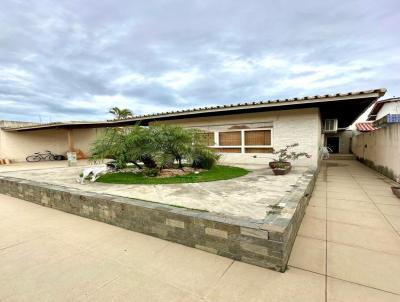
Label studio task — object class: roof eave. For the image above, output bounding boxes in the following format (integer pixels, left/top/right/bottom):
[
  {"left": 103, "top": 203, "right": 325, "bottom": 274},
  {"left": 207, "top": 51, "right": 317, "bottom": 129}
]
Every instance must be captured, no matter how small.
[{"left": 110, "top": 90, "right": 385, "bottom": 123}]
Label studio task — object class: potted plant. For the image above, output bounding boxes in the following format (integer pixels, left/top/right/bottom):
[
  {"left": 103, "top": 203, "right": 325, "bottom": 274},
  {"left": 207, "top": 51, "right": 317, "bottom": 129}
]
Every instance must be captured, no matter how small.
[
  {"left": 272, "top": 161, "right": 292, "bottom": 175},
  {"left": 392, "top": 186, "right": 400, "bottom": 199},
  {"left": 269, "top": 143, "right": 311, "bottom": 175}
]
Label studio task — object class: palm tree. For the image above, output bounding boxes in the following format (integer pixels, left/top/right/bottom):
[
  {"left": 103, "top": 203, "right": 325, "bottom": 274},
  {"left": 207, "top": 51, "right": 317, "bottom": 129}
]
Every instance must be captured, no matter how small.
[{"left": 109, "top": 107, "right": 134, "bottom": 120}]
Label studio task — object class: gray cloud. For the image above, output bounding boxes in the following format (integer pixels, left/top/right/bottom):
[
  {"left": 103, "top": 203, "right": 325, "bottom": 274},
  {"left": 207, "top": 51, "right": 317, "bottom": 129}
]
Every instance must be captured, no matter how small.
[{"left": 0, "top": 0, "right": 399, "bottom": 122}]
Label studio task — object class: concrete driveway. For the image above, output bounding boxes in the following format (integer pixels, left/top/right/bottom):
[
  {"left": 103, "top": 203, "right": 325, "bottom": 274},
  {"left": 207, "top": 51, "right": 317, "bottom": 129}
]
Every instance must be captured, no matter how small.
[{"left": 0, "top": 160, "right": 399, "bottom": 301}]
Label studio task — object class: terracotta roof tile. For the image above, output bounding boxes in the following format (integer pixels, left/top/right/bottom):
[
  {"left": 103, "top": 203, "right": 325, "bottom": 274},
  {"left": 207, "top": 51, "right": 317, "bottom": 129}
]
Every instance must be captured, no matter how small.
[{"left": 356, "top": 122, "right": 376, "bottom": 132}]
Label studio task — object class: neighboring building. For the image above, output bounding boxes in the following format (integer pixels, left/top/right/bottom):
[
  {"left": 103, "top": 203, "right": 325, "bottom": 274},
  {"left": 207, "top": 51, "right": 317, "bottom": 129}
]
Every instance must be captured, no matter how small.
[
  {"left": 0, "top": 88, "right": 386, "bottom": 167},
  {"left": 352, "top": 97, "right": 400, "bottom": 182},
  {"left": 367, "top": 97, "right": 400, "bottom": 121}
]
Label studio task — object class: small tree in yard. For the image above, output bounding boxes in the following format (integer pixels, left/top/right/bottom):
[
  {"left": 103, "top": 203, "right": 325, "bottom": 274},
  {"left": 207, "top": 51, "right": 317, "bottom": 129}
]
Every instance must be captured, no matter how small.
[
  {"left": 151, "top": 124, "right": 196, "bottom": 168},
  {"left": 90, "top": 126, "right": 156, "bottom": 169}
]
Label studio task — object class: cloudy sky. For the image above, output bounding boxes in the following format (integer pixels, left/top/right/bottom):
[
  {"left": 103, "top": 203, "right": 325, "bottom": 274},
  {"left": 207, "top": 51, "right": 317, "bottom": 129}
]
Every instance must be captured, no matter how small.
[{"left": 0, "top": 0, "right": 399, "bottom": 122}]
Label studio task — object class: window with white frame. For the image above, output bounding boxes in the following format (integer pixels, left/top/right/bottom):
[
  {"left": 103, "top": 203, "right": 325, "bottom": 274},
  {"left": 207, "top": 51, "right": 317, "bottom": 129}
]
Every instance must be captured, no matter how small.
[{"left": 205, "top": 128, "right": 273, "bottom": 154}]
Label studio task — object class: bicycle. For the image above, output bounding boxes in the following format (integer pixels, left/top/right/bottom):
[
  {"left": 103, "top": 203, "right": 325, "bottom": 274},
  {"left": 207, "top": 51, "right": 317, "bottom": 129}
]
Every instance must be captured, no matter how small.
[{"left": 26, "top": 150, "right": 57, "bottom": 162}]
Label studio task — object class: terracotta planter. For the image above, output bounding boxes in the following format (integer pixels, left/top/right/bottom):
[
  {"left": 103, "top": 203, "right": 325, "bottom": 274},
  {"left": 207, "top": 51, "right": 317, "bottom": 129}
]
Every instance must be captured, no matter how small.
[
  {"left": 392, "top": 186, "right": 400, "bottom": 199},
  {"left": 269, "top": 161, "right": 291, "bottom": 169},
  {"left": 272, "top": 165, "right": 292, "bottom": 175}
]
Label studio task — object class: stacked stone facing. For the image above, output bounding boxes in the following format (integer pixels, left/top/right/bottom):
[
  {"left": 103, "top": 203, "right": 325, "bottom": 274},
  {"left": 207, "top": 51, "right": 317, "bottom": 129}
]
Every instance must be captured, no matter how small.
[{"left": 0, "top": 169, "right": 316, "bottom": 272}]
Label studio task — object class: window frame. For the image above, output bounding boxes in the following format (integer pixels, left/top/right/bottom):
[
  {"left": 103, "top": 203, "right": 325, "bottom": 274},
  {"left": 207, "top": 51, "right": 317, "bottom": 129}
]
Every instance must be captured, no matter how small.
[{"left": 209, "top": 128, "right": 273, "bottom": 154}]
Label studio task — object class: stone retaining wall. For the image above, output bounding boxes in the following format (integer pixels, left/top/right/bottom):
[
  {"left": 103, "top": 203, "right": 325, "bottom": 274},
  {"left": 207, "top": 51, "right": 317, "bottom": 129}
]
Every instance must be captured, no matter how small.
[{"left": 0, "top": 169, "right": 316, "bottom": 272}]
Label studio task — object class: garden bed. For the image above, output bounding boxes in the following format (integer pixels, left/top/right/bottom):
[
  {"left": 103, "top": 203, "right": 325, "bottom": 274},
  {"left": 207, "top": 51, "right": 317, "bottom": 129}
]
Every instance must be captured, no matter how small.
[{"left": 97, "top": 165, "right": 248, "bottom": 184}]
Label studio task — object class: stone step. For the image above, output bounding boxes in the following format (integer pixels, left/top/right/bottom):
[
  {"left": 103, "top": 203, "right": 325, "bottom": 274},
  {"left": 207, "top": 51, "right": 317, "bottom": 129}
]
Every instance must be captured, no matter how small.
[{"left": 325, "top": 154, "right": 356, "bottom": 160}]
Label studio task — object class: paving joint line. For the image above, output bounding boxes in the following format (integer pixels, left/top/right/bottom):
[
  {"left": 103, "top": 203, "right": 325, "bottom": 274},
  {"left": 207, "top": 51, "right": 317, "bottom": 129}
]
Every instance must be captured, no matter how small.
[{"left": 350, "top": 169, "right": 400, "bottom": 239}]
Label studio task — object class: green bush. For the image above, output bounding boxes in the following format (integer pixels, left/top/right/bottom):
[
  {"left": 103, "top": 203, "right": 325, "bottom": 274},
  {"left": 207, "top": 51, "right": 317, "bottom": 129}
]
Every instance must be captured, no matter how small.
[
  {"left": 192, "top": 148, "right": 220, "bottom": 170},
  {"left": 142, "top": 167, "right": 160, "bottom": 177}
]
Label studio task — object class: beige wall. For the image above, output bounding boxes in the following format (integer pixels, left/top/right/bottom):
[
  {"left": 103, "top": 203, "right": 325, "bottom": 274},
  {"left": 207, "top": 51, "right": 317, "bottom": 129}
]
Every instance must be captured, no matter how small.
[
  {"left": 1, "top": 108, "right": 322, "bottom": 167},
  {"left": 0, "top": 128, "right": 102, "bottom": 162},
  {"left": 352, "top": 123, "right": 400, "bottom": 182},
  {"left": 152, "top": 108, "right": 321, "bottom": 167}
]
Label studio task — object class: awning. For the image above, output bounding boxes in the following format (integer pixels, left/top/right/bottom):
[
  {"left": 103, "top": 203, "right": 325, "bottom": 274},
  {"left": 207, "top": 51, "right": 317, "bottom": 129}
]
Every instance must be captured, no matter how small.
[{"left": 355, "top": 122, "right": 376, "bottom": 132}]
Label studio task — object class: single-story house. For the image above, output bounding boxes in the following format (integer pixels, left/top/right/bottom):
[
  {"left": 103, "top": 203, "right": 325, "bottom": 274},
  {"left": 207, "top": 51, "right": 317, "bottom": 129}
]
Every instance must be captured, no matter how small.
[{"left": 0, "top": 88, "right": 386, "bottom": 167}]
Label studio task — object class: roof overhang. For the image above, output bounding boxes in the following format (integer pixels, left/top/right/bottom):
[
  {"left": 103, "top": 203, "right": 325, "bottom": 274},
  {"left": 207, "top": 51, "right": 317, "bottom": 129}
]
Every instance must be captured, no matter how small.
[{"left": 2, "top": 88, "right": 386, "bottom": 132}]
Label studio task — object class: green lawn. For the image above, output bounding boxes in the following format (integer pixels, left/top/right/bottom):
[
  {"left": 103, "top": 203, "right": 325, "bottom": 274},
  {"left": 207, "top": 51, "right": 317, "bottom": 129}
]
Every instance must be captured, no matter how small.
[{"left": 96, "top": 165, "right": 248, "bottom": 184}]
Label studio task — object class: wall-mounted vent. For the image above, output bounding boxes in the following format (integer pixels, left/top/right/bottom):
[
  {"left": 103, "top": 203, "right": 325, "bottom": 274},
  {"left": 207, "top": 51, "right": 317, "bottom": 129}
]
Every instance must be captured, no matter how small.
[{"left": 323, "top": 119, "right": 338, "bottom": 133}]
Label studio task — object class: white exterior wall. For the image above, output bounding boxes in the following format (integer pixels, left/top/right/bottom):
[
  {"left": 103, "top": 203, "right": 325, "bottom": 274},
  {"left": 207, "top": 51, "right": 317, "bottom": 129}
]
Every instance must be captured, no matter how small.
[
  {"left": 0, "top": 128, "right": 101, "bottom": 162},
  {"left": 352, "top": 123, "right": 400, "bottom": 182},
  {"left": 376, "top": 102, "right": 400, "bottom": 120},
  {"left": 153, "top": 108, "right": 321, "bottom": 167}
]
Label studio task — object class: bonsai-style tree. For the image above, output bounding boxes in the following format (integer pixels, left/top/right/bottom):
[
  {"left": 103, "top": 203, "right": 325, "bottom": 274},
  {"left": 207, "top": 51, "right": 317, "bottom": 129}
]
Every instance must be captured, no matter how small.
[
  {"left": 109, "top": 107, "right": 134, "bottom": 120},
  {"left": 271, "top": 143, "right": 311, "bottom": 163}
]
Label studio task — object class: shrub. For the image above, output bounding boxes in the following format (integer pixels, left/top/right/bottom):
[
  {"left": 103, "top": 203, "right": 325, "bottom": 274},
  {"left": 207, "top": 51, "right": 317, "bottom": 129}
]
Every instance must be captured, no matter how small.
[
  {"left": 142, "top": 167, "right": 160, "bottom": 177},
  {"left": 192, "top": 148, "right": 220, "bottom": 170}
]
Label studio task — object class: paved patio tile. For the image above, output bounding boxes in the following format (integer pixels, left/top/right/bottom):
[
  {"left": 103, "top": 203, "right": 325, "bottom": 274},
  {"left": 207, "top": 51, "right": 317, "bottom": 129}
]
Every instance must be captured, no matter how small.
[
  {"left": 385, "top": 214, "right": 400, "bottom": 232},
  {"left": 82, "top": 269, "right": 204, "bottom": 302},
  {"left": 47, "top": 216, "right": 131, "bottom": 250},
  {"left": 376, "top": 204, "right": 400, "bottom": 217},
  {"left": 0, "top": 223, "right": 49, "bottom": 250},
  {"left": 327, "top": 187, "right": 367, "bottom": 195},
  {"left": 0, "top": 237, "right": 82, "bottom": 282},
  {"left": 327, "top": 221, "right": 400, "bottom": 255},
  {"left": 359, "top": 183, "right": 393, "bottom": 189},
  {"left": 205, "top": 262, "right": 325, "bottom": 302},
  {"left": 144, "top": 243, "right": 233, "bottom": 297},
  {"left": 327, "top": 242, "right": 400, "bottom": 294},
  {"left": 309, "top": 199, "right": 326, "bottom": 208},
  {"left": 0, "top": 251, "right": 127, "bottom": 301},
  {"left": 305, "top": 205, "right": 326, "bottom": 220},
  {"left": 288, "top": 236, "right": 326, "bottom": 274},
  {"left": 326, "top": 208, "right": 392, "bottom": 230},
  {"left": 327, "top": 178, "right": 357, "bottom": 184},
  {"left": 311, "top": 191, "right": 326, "bottom": 199},
  {"left": 85, "top": 228, "right": 170, "bottom": 273},
  {"left": 327, "top": 198, "right": 378, "bottom": 213},
  {"left": 327, "top": 182, "right": 362, "bottom": 189},
  {"left": 313, "top": 184, "right": 327, "bottom": 191},
  {"left": 369, "top": 195, "right": 400, "bottom": 205},
  {"left": 327, "top": 191, "right": 370, "bottom": 201},
  {"left": 363, "top": 188, "right": 396, "bottom": 197},
  {"left": 327, "top": 277, "right": 400, "bottom": 302},
  {"left": 298, "top": 216, "right": 326, "bottom": 240}
]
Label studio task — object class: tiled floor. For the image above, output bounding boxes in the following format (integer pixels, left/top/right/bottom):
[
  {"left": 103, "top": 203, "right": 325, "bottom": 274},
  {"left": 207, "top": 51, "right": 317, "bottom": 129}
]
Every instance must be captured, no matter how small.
[
  {"left": 291, "top": 160, "right": 400, "bottom": 301},
  {"left": 1, "top": 160, "right": 400, "bottom": 301}
]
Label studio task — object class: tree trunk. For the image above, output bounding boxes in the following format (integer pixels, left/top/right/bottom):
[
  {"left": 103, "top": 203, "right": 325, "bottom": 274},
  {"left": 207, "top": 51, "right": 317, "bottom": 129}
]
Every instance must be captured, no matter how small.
[{"left": 131, "top": 161, "right": 143, "bottom": 169}]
